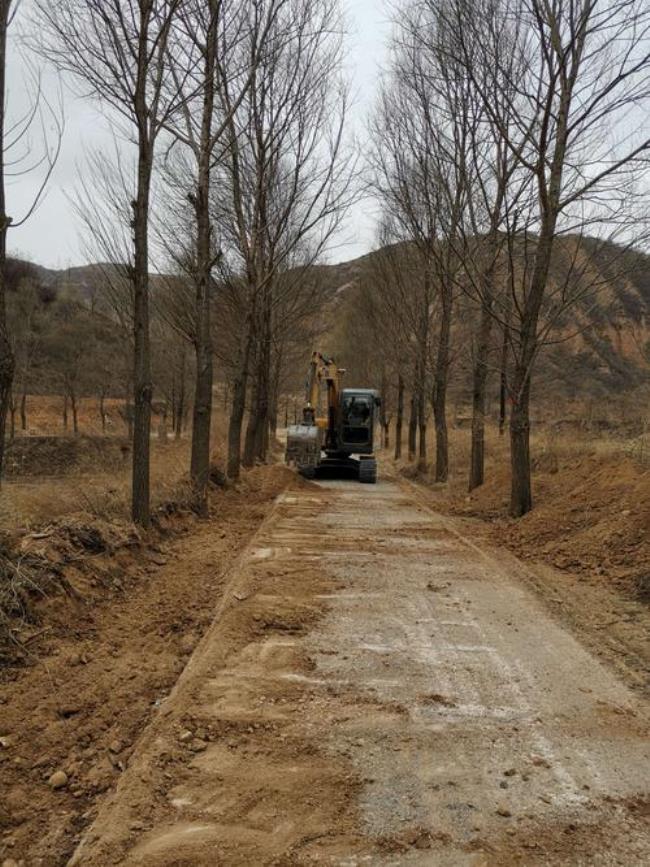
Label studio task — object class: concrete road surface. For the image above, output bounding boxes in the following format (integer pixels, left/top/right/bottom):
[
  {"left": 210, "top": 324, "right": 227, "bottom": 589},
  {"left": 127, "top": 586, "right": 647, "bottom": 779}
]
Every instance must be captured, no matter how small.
[{"left": 70, "top": 480, "right": 650, "bottom": 866}]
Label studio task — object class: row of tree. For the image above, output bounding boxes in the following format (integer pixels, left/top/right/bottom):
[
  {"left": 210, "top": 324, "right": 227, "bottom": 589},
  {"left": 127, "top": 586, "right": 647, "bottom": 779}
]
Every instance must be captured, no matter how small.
[
  {"left": 5, "top": 259, "right": 194, "bottom": 439},
  {"left": 2, "top": 0, "right": 650, "bottom": 524},
  {"left": 0, "top": 0, "right": 353, "bottom": 524},
  {"left": 360, "top": 0, "right": 650, "bottom": 516}
]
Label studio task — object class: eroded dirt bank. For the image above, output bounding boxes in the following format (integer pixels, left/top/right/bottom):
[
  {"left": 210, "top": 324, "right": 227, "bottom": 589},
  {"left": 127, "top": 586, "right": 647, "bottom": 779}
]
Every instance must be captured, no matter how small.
[
  {"left": 68, "top": 480, "right": 649, "bottom": 866},
  {"left": 0, "top": 466, "right": 294, "bottom": 866}
]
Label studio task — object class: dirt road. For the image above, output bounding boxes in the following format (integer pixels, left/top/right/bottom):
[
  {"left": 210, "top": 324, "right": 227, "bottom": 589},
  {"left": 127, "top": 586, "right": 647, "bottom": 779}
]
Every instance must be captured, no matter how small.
[{"left": 70, "top": 480, "right": 650, "bottom": 865}]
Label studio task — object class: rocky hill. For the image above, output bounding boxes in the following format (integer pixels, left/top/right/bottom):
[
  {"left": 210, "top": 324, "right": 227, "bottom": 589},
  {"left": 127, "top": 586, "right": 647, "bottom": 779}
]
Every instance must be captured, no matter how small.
[
  {"left": 315, "top": 237, "right": 650, "bottom": 413},
  {"left": 7, "top": 234, "right": 650, "bottom": 414}
]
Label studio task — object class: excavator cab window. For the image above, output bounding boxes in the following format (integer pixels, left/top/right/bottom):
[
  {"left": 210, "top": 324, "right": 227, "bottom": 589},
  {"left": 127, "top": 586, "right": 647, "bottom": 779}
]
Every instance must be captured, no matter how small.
[{"left": 341, "top": 395, "right": 372, "bottom": 445}]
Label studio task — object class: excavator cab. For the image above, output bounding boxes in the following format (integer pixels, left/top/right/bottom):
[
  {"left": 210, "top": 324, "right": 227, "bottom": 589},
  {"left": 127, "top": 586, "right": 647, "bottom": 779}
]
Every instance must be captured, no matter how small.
[{"left": 339, "top": 389, "right": 380, "bottom": 455}]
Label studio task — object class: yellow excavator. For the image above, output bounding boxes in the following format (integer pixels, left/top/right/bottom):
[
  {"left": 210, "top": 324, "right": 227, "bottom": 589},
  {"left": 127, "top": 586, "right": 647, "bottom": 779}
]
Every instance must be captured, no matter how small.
[{"left": 285, "top": 352, "right": 380, "bottom": 483}]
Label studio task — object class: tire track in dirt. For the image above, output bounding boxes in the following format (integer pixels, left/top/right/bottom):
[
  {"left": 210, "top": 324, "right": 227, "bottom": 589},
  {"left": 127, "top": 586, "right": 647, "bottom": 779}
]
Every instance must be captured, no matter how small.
[{"left": 69, "top": 480, "right": 650, "bottom": 866}]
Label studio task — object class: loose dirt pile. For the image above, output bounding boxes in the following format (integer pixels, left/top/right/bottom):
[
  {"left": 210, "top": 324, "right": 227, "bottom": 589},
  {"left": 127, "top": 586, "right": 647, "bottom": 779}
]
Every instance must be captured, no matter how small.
[
  {"left": 0, "top": 466, "right": 294, "bottom": 866},
  {"left": 439, "top": 455, "right": 649, "bottom": 600}
]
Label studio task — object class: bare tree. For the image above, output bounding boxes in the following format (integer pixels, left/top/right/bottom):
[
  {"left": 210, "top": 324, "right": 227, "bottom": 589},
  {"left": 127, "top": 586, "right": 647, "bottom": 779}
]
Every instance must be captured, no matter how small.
[
  {"left": 213, "top": 0, "right": 357, "bottom": 479},
  {"left": 445, "top": 0, "right": 650, "bottom": 515},
  {"left": 159, "top": 0, "right": 283, "bottom": 513},
  {"left": 0, "top": 0, "right": 62, "bottom": 485},
  {"left": 371, "top": 11, "right": 472, "bottom": 479},
  {"left": 36, "top": 0, "right": 185, "bottom": 526}
]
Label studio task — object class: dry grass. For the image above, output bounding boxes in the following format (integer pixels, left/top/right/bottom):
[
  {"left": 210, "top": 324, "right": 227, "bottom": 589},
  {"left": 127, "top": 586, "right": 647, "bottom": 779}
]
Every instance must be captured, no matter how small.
[
  {"left": 1, "top": 402, "right": 231, "bottom": 530},
  {"left": 396, "top": 418, "right": 648, "bottom": 496},
  {"left": 1, "top": 440, "right": 194, "bottom": 529}
]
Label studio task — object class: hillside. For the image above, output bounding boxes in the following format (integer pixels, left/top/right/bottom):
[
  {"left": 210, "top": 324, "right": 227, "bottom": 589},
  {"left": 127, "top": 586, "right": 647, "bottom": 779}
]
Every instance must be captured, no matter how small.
[
  {"left": 316, "top": 236, "right": 650, "bottom": 413},
  {"left": 7, "top": 232, "right": 650, "bottom": 414}
]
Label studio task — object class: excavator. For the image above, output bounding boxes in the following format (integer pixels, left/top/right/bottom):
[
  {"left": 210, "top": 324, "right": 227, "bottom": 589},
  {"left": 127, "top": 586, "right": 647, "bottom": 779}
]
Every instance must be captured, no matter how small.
[{"left": 285, "top": 352, "right": 380, "bottom": 484}]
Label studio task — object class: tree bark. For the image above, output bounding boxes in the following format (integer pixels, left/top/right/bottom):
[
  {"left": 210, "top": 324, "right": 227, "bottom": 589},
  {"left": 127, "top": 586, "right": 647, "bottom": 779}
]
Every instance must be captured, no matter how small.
[
  {"left": 509, "top": 372, "right": 532, "bottom": 517},
  {"left": 499, "top": 294, "right": 512, "bottom": 436},
  {"left": 131, "top": 170, "right": 153, "bottom": 526},
  {"left": 20, "top": 389, "right": 27, "bottom": 431},
  {"left": 189, "top": 9, "right": 218, "bottom": 518},
  {"left": 469, "top": 297, "right": 494, "bottom": 491},
  {"left": 417, "top": 371, "right": 427, "bottom": 468},
  {"left": 408, "top": 391, "right": 417, "bottom": 461},
  {"left": 433, "top": 280, "right": 453, "bottom": 483},
  {"left": 227, "top": 308, "right": 255, "bottom": 480},
  {"left": 0, "top": 2, "right": 14, "bottom": 488},
  {"left": 242, "top": 346, "right": 259, "bottom": 468},
  {"left": 509, "top": 220, "right": 556, "bottom": 516},
  {"left": 395, "top": 373, "right": 404, "bottom": 460},
  {"left": 175, "top": 353, "right": 186, "bottom": 441}
]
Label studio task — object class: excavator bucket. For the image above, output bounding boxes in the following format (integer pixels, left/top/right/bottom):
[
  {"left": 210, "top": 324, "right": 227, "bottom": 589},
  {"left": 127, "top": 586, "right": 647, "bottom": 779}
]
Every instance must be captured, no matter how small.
[{"left": 285, "top": 424, "right": 321, "bottom": 476}]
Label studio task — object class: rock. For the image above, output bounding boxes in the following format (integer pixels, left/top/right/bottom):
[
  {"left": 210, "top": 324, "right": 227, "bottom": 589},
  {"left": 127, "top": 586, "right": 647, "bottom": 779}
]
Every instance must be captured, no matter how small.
[
  {"left": 530, "top": 754, "right": 551, "bottom": 769},
  {"left": 499, "top": 781, "right": 509, "bottom": 789},
  {"left": 189, "top": 738, "right": 207, "bottom": 753},
  {"left": 496, "top": 804, "right": 512, "bottom": 817},
  {"left": 0, "top": 734, "right": 14, "bottom": 749},
  {"left": 48, "top": 770, "right": 69, "bottom": 790},
  {"left": 504, "top": 768, "right": 517, "bottom": 777},
  {"left": 2, "top": 859, "right": 20, "bottom": 867},
  {"left": 109, "top": 740, "right": 122, "bottom": 754},
  {"left": 178, "top": 730, "right": 193, "bottom": 743}
]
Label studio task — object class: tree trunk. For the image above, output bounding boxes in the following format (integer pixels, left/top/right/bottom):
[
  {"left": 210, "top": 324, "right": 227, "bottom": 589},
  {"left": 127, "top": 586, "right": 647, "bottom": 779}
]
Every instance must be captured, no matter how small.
[
  {"left": 20, "top": 389, "right": 27, "bottom": 431},
  {"left": 189, "top": 17, "right": 218, "bottom": 518},
  {"left": 469, "top": 297, "right": 494, "bottom": 491},
  {"left": 243, "top": 359, "right": 258, "bottom": 468},
  {"left": 252, "top": 295, "right": 272, "bottom": 462},
  {"left": 408, "top": 392, "right": 417, "bottom": 461},
  {"left": 379, "top": 368, "right": 389, "bottom": 450},
  {"left": 508, "top": 220, "right": 556, "bottom": 516},
  {"left": 227, "top": 310, "right": 255, "bottom": 480},
  {"left": 395, "top": 373, "right": 404, "bottom": 460},
  {"left": 417, "top": 374, "right": 427, "bottom": 468},
  {"left": 130, "top": 145, "right": 153, "bottom": 526},
  {"left": 63, "top": 394, "right": 69, "bottom": 431},
  {"left": 509, "top": 371, "right": 532, "bottom": 517},
  {"left": 175, "top": 357, "right": 185, "bottom": 441},
  {"left": 0, "top": 4, "right": 14, "bottom": 488},
  {"left": 499, "top": 294, "right": 512, "bottom": 436},
  {"left": 433, "top": 281, "right": 453, "bottom": 483},
  {"left": 71, "top": 391, "right": 79, "bottom": 435}
]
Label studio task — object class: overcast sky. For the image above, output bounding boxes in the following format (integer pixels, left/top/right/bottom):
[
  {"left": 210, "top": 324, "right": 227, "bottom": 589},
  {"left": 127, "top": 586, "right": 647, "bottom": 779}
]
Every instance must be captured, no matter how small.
[{"left": 6, "top": 0, "right": 391, "bottom": 271}]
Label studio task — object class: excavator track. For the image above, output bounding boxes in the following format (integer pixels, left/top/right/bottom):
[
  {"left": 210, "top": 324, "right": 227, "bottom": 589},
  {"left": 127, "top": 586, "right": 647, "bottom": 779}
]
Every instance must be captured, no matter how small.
[{"left": 358, "top": 457, "right": 377, "bottom": 484}]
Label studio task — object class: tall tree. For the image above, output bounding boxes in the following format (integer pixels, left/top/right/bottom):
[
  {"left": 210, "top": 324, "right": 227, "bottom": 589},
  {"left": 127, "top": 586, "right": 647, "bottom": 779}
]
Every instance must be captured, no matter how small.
[
  {"left": 36, "top": 0, "right": 184, "bottom": 526},
  {"left": 162, "top": 0, "right": 281, "bottom": 514},
  {"left": 447, "top": 0, "right": 650, "bottom": 515},
  {"left": 214, "top": 0, "right": 356, "bottom": 479},
  {"left": 0, "top": 0, "right": 62, "bottom": 486}
]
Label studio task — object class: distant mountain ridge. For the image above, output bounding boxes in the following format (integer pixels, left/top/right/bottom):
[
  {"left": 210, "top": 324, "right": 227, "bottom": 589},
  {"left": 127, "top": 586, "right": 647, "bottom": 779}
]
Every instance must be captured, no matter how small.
[{"left": 7, "top": 235, "right": 650, "bottom": 405}]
